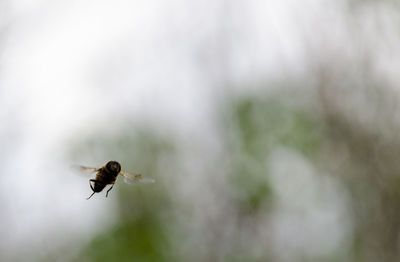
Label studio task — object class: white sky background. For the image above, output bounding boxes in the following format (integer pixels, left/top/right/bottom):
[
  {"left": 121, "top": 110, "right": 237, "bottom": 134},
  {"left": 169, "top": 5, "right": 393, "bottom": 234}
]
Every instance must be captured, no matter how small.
[{"left": 1, "top": 0, "right": 397, "bottom": 260}]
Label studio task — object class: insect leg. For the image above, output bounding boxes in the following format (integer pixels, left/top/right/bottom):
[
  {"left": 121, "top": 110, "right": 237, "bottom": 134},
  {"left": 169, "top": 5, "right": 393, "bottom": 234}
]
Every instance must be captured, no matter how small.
[
  {"left": 87, "top": 179, "right": 98, "bottom": 200},
  {"left": 86, "top": 191, "right": 95, "bottom": 200},
  {"left": 89, "top": 179, "right": 96, "bottom": 191},
  {"left": 106, "top": 184, "right": 114, "bottom": 197}
]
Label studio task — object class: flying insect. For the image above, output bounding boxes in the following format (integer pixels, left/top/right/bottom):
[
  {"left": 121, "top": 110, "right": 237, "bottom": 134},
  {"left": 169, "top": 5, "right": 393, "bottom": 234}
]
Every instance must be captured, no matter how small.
[{"left": 73, "top": 161, "right": 154, "bottom": 199}]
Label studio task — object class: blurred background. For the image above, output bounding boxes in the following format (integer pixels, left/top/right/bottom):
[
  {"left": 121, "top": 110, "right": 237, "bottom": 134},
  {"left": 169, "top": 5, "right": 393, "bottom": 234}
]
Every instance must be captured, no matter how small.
[{"left": 1, "top": 0, "right": 400, "bottom": 261}]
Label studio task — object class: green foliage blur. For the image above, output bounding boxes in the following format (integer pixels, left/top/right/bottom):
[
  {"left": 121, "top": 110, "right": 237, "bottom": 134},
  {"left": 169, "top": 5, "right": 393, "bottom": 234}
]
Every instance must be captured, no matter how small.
[
  {"left": 55, "top": 79, "right": 400, "bottom": 262},
  {"left": 62, "top": 92, "right": 332, "bottom": 262},
  {"left": 227, "top": 98, "right": 322, "bottom": 214}
]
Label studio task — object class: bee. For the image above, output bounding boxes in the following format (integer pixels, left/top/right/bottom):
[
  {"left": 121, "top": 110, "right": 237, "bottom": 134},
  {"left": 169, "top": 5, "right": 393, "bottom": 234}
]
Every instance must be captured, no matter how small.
[{"left": 73, "top": 161, "right": 155, "bottom": 199}]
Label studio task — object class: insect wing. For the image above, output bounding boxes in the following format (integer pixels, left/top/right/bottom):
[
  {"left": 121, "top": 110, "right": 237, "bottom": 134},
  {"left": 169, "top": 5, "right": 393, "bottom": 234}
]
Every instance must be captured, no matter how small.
[
  {"left": 120, "top": 171, "right": 155, "bottom": 184},
  {"left": 71, "top": 165, "right": 99, "bottom": 176}
]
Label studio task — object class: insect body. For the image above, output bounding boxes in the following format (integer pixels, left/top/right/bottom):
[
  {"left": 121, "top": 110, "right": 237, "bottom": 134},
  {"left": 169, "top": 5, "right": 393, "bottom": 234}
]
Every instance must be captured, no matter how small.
[{"left": 74, "top": 161, "right": 154, "bottom": 200}]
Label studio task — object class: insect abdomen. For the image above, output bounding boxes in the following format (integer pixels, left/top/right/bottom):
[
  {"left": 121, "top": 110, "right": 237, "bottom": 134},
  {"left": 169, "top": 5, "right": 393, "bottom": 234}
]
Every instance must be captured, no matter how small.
[{"left": 93, "top": 182, "right": 106, "bottom": 192}]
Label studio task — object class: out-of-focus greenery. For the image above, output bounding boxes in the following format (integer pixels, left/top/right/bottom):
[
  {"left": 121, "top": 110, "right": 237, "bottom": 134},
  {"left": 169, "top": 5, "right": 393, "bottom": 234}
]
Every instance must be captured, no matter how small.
[
  {"left": 64, "top": 94, "right": 330, "bottom": 262},
  {"left": 227, "top": 98, "right": 322, "bottom": 214},
  {"left": 63, "top": 81, "right": 400, "bottom": 262}
]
